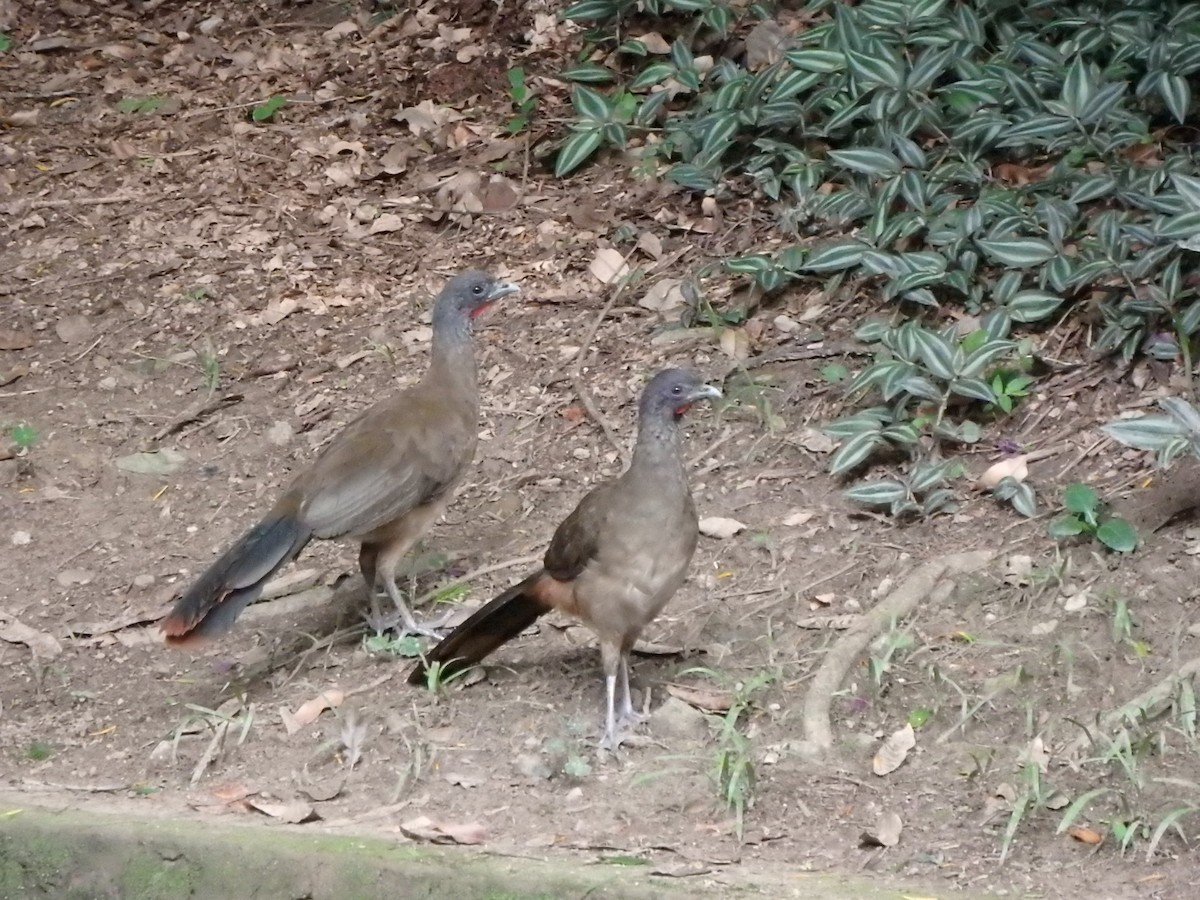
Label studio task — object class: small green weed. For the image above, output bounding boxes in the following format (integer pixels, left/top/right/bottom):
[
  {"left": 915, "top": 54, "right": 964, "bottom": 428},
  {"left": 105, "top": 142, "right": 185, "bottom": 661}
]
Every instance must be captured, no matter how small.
[
  {"left": 26, "top": 741, "right": 52, "bottom": 761},
  {"left": 1048, "top": 483, "right": 1137, "bottom": 552},
  {"left": 252, "top": 95, "right": 287, "bottom": 122},
  {"left": 505, "top": 67, "right": 537, "bottom": 134},
  {"left": 9, "top": 423, "right": 38, "bottom": 451}
]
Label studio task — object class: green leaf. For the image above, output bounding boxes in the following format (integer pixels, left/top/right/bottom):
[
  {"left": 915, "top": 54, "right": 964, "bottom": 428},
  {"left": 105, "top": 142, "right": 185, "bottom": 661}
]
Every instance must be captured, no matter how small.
[
  {"left": 1160, "top": 397, "right": 1200, "bottom": 435},
  {"left": 1096, "top": 518, "right": 1137, "bottom": 553},
  {"left": 1060, "top": 56, "right": 1094, "bottom": 118},
  {"left": 827, "top": 148, "right": 903, "bottom": 177},
  {"left": 562, "top": 0, "right": 620, "bottom": 21},
  {"left": 1063, "top": 483, "right": 1099, "bottom": 515},
  {"left": 554, "top": 129, "right": 603, "bottom": 177},
  {"left": 0, "top": 32, "right": 11, "bottom": 52},
  {"left": 911, "top": 329, "right": 957, "bottom": 380},
  {"left": 667, "top": 164, "right": 717, "bottom": 192},
  {"left": 1048, "top": 515, "right": 1087, "bottom": 538},
  {"left": 844, "top": 479, "right": 910, "bottom": 507},
  {"left": 1006, "top": 290, "right": 1064, "bottom": 323},
  {"left": 845, "top": 49, "right": 904, "bottom": 90},
  {"left": 829, "top": 430, "right": 883, "bottom": 476},
  {"left": 1158, "top": 73, "right": 1191, "bottom": 124},
  {"left": 571, "top": 85, "right": 611, "bottom": 122},
  {"left": 804, "top": 241, "right": 866, "bottom": 272},
  {"left": 1102, "top": 415, "right": 1187, "bottom": 452},
  {"left": 252, "top": 95, "right": 287, "bottom": 122},
  {"left": 996, "top": 477, "right": 1037, "bottom": 518},
  {"left": 949, "top": 376, "right": 996, "bottom": 403},
  {"left": 561, "top": 63, "right": 616, "bottom": 83},
  {"left": 784, "top": 49, "right": 847, "bottom": 73},
  {"left": 976, "top": 238, "right": 1057, "bottom": 267},
  {"left": 1172, "top": 174, "right": 1200, "bottom": 214},
  {"left": 629, "top": 62, "right": 676, "bottom": 91}
]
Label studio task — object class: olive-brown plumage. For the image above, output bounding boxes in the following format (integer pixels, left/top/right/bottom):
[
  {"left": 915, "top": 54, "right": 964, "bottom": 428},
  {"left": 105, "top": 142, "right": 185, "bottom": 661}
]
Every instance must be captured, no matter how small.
[
  {"left": 160, "top": 270, "right": 518, "bottom": 645},
  {"left": 407, "top": 368, "right": 720, "bottom": 749}
]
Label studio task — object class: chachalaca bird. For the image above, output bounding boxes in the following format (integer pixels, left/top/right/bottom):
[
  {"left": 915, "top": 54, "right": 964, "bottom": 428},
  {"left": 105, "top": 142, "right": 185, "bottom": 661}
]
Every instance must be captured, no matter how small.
[
  {"left": 160, "top": 269, "right": 519, "bottom": 646},
  {"left": 406, "top": 368, "right": 720, "bottom": 749}
]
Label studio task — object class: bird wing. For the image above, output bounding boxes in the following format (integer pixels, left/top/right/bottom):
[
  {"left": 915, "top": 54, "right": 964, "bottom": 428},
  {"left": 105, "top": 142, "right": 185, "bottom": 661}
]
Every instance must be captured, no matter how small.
[{"left": 291, "top": 391, "right": 476, "bottom": 539}]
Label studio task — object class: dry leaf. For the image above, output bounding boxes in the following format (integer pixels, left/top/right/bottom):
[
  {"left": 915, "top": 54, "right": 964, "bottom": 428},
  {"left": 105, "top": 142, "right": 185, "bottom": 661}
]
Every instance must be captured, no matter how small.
[
  {"left": 782, "top": 510, "right": 814, "bottom": 527},
  {"left": 55, "top": 314, "right": 93, "bottom": 344},
  {"left": 399, "top": 815, "right": 487, "bottom": 845},
  {"left": 717, "top": 326, "right": 750, "bottom": 360},
  {"left": 1067, "top": 825, "right": 1104, "bottom": 845},
  {"left": 0, "top": 329, "right": 34, "bottom": 350},
  {"left": 369, "top": 213, "right": 406, "bottom": 234},
  {"left": 699, "top": 516, "right": 746, "bottom": 539},
  {"left": 666, "top": 682, "right": 733, "bottom": 713},
  {"left": 589, "top": 248, "right": 629, "bottom": 285},
  {"left": 0, "top": 610, "right": 63, "bottom": 660},
  {"left": 280, "top": 688, "right": 344, "bottom": 735},
  {"left": 246, "top": 797, "right": 320, "bottom": 824},
  {"left": 859, "top": 811, "right": 903, "bottom": 848},
  {"left": 979, "top": 455, "right": 1028, "bottom": 489},
  {"left": 872, "top": 723, "right": 916, "bottom": 776},
  {"left": 638, "top": 278, "right": 686, "bottom": 314}
]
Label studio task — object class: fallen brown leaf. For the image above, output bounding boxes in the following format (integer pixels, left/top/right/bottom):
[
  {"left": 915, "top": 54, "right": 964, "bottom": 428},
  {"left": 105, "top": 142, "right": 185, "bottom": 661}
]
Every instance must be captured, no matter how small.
[{"left": 399, "top": 815, "right": 487, "bottom": 845}]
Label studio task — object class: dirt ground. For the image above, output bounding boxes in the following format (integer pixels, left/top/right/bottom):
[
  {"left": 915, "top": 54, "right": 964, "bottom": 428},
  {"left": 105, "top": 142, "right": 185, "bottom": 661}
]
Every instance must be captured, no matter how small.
[{"left": 3, "top": 2, "right": 1199, "bottom": 898}]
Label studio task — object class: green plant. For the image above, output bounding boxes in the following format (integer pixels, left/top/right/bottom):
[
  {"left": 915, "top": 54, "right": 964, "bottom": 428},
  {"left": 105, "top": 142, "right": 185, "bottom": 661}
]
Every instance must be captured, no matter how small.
[
  {"left": 0, "top": 32, "right": 12, "bottom": 52},
  {"left": 987, "top": 370, "right": 1034, "bottom": 414},
  {"left": 868, "top": 621, "right": 916, "bottom": 688},
  {"left": 196, "top": 342, "right": 220, "bottom": 396},
  {"left": 1047, "top": 483, "right": 1137, "bottom": 552},
  {"left": 505, "top": 67, "right": 538, "bottom": 134},
  {"left": 553, "top": 85, "right": 638, "bottom": 176},
  {"left": 362, "top": 632, "right": 423, "bottom": 657},
  {"left": 418, "top": 659, "right": 474, "bottom": 696},
  {"left": 26, "top": 741, "right": 52, "bottom": 761},
  {"left": 1104, "top": 396, "right": 1200, "bottom": 468},
  {"left": 252, "top": 95, "right": 287, "bottom": 122},
  {"left": 843, "top": 458, "right": 962, "bottom": 518},
  {"left": 116, "top": 96, "right": 165, "bottom": 114},
  {"left": 8, "top": 423, "right": 38, "bottom": 451}
]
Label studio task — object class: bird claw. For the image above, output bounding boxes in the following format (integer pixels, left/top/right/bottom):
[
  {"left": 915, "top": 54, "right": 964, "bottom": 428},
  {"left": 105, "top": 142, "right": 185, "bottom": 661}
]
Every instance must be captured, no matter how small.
[{"left": 360, "top": 609, "right": 446, "bottom": 640}]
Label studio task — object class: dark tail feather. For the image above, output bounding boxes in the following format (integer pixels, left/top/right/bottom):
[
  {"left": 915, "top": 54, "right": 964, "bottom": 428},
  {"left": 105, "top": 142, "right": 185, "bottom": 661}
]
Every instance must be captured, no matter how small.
[
  {"left": 161, "top": 514, "right": 311, "bottom": 646},
  {"left": 407, "top": 571, "right": 550, "bottom": 685}
]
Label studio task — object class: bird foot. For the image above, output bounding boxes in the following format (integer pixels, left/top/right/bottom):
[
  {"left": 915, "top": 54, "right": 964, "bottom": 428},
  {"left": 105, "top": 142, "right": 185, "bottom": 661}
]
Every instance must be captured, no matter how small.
[{"left": 360, "top": 609, "right": 446, "bottom": 640}]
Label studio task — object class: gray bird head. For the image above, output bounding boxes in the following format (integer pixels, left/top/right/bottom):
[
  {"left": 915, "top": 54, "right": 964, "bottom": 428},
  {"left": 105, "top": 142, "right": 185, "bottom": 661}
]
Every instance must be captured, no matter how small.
[
  {"left": 639, "top": 368, "right": 722, "bottom": 421},
  {"left": 435, "top": 269, "right": 520, "bottom": 324}
]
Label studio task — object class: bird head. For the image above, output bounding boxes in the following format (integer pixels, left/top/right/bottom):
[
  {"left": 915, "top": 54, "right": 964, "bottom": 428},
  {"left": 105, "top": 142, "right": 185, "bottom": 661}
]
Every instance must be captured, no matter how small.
[
  {"left": 436, "top": 269, "right": 520, "bottom": 323},
  {"left": 640, "top": 368, "right": 722, "bottom": 421}
]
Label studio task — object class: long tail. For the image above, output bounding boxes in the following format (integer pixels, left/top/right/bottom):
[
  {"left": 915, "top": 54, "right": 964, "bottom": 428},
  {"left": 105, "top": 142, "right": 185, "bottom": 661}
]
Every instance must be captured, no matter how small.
[
  {"left": 160, "top": 514, "right": 312, "bottom": 646},
  {"left": 406, "top": 571, "right": 550, "bottom": 685}
]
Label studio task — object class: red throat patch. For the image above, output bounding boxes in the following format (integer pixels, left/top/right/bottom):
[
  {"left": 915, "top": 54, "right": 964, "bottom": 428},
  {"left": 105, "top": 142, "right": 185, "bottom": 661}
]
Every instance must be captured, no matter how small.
[
  {"left": 673, "top": 402, "right": 692, "bottom": 417},
  {"left": 470, "top": 301, "right": 496, "bottom": 320}
]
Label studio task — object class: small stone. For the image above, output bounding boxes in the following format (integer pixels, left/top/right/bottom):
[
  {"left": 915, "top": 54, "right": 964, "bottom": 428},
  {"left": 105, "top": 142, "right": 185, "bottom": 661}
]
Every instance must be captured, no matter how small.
[
  {"left": 648, "top": 696, "right": 709, "bottom": 741},
  {"left": 267, "top": 420, "right": 294, "bottom": 446},
  {"left": 57, "top": 568, "right": 94, "bottom": 587},
  {"left": 571, "top": 447, "right": 591, "bottom": 460},
  {"left": 774, "top": 314, "right": 801, "bottom": 333},
  {"left": 514, "top": 752, "right": 552, "bottom": 781},
  {"left": 97, "top": 376, "right": 118, "bottom": 391},
  {"left": 11, "top": 530, "right": 31, "bottom": 545},
  {"left": 133, "top": 574, "right": 156, "bottom": 589}
]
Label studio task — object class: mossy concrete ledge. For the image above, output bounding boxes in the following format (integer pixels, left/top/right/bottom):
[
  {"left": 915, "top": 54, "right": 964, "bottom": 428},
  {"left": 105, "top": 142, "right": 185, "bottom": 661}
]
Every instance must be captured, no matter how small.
[{"left": 0, "top": 795, "right": 954, "bottom": 900}]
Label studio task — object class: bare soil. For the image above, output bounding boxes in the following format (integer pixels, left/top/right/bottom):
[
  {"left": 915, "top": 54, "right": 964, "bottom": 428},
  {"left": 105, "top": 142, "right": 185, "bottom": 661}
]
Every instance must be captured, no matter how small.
[{"left": 2, "top": 3, "right": 1198, "bottom": 898}]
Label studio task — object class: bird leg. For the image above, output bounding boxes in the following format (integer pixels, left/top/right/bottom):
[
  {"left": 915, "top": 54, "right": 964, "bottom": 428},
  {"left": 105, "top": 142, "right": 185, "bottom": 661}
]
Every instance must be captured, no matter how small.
[
  {"left": 599, "top": 641, "right": 629, "bottom": 751},
  {"left": 616, "top": 653, "right": 643, "bottom": 730},
  {"left": 378, "top": 576, "right": 445, "bottom": 639}
]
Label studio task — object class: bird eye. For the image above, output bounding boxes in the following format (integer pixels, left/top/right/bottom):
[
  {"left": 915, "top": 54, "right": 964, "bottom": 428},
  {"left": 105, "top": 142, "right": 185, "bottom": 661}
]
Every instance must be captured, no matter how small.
[
  {"left": 472, "top": 284, "right": 484, "bottom": 295},
  {"left": 672, "top": 384, "right": 683, "bottom": 394}
]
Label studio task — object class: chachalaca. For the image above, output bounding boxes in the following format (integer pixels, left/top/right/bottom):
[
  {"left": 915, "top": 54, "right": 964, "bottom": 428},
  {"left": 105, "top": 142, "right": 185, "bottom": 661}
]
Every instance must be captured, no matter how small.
[
  {"left": 406, "top": 368, "right": 720, "bottom": 749},
  {"left": 160, "top": 269, "right": 519, "bottom": 646}
]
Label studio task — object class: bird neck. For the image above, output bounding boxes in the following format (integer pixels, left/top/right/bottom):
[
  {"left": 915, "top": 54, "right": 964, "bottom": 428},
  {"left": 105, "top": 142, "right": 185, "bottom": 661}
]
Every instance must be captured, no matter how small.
[
  {"left": 428, "top": 309, "right": 477, "bottom": 396},
  {"left": 630, "top": 412, "right": 685, "bottom": 475}
]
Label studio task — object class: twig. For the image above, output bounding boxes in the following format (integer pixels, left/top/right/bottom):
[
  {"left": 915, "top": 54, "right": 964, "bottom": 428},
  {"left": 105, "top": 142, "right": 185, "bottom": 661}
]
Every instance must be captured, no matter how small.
[
  {"left": 190, "top": 720, "right": 230, "bottom": 787},
  {"left": 568, "top": 244, "right": 642, "bottom": 379},
  {"left": 412, "top": 552, "right": 542, "bottom": 606},
  {"left": 569, "top": 373, "right": 629, "bottom": 467},
  {"left": 1056, "top": 436, "right": 1109, "bottom": 480},
  {"left": 150, "top": 393, "right": 244, "bottom": 443},
  {"left": 14, "top": 195, "right": 137, "bottom": 211}
]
